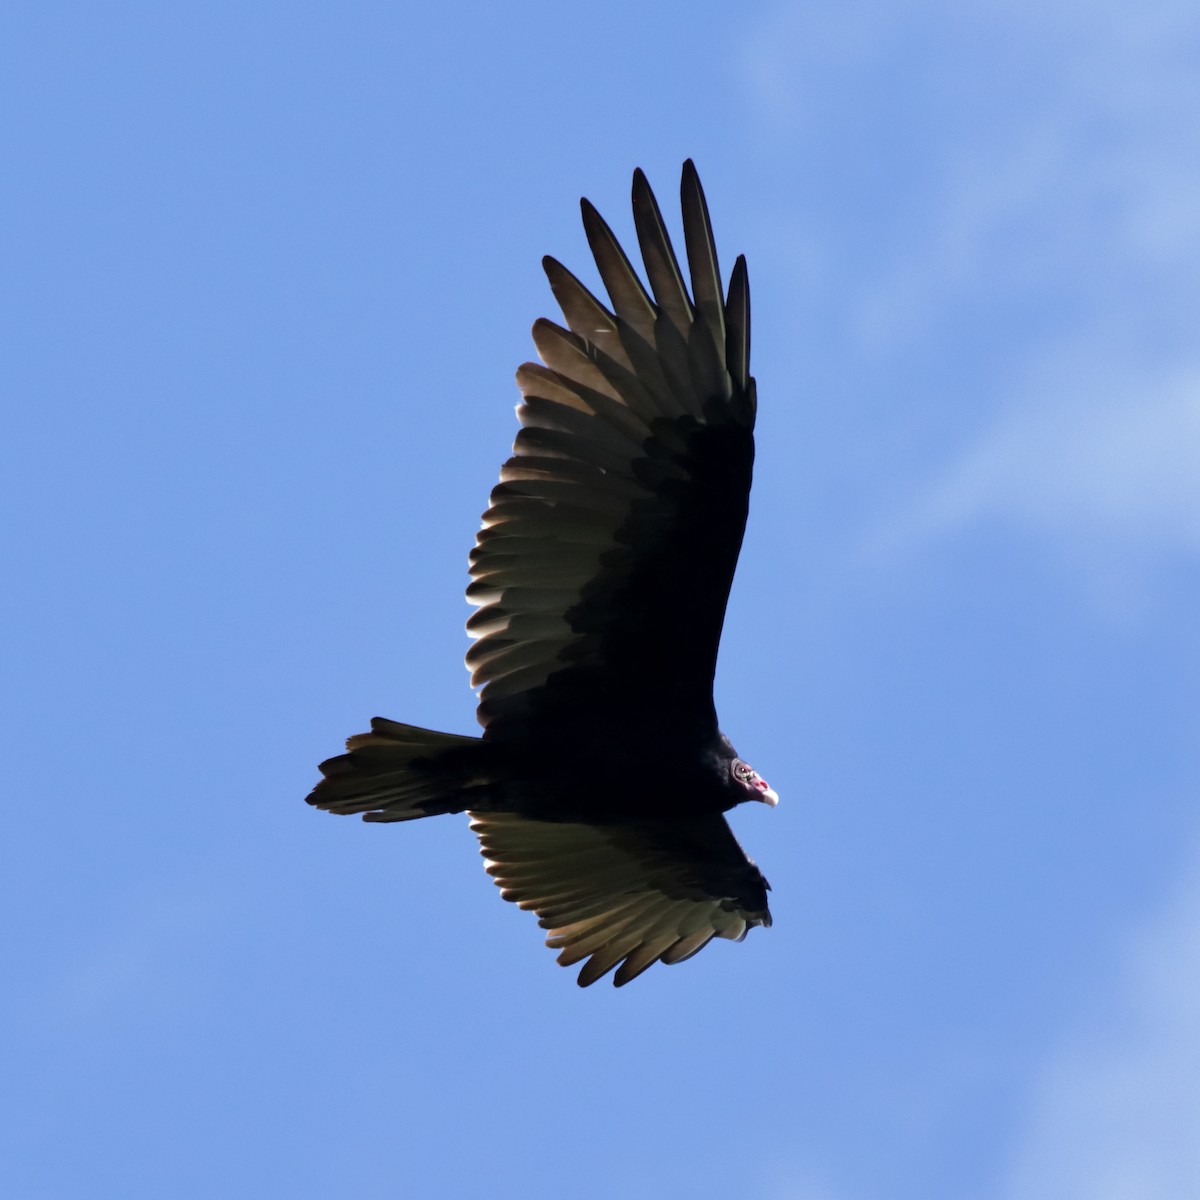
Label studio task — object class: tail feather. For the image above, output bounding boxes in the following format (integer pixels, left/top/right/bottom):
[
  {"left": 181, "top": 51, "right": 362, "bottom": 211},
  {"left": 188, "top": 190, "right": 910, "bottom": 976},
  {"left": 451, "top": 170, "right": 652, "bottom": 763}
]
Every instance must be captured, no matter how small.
[{"left": 307, "top": 717, "right": 495, "bottom": 823}]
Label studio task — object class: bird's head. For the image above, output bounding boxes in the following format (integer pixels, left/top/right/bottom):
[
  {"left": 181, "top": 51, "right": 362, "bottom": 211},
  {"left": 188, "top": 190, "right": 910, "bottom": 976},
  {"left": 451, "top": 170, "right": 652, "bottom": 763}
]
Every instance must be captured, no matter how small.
[{"left": 730, "top": 758, "right": 779, "bottom": 807}]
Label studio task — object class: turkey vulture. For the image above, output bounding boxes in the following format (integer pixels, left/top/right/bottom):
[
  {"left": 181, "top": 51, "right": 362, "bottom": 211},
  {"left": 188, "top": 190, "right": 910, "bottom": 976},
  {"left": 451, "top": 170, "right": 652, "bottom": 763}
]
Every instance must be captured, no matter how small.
[{"left": 308, "top": 161, "right": 777, "bottom": 987}]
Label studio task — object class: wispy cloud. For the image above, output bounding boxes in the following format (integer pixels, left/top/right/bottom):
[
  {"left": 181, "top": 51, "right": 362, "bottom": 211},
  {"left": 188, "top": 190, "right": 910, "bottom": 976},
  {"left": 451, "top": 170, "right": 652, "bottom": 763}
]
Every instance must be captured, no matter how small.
[
  {"left": 991, "top": 829, "right": 1200, "bottom": 1200},
  {"left": 743, "top": 2, "right": 1200, "bottom": 606},
  {"left": 870, "top": 363, "right": 1200, "bottom": 591},
  {"left": 758, "top": 1159, "right": 849, "bottom": 1200},
  {"left": 739, "top": 9, "right": 1200, "bottom": 1192}
]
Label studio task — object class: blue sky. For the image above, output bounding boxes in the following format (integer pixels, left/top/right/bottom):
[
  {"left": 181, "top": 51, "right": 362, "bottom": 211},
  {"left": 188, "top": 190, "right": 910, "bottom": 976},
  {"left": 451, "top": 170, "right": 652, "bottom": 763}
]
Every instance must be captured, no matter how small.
[{"left": 4, "top": 2, "right": 1198, "bottom": 1197}]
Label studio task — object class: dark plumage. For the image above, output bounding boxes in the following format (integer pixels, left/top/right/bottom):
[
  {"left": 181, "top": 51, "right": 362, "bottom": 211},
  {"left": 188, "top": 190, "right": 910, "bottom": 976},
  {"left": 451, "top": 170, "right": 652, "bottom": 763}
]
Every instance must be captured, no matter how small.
[{"left": 308, "top": 162, "right": 777, "bottom": 987}]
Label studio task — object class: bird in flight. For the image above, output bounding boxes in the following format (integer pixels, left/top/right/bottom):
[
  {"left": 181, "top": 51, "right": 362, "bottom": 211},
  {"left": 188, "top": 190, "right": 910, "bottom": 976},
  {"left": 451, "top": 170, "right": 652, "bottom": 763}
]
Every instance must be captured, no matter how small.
[{"left": 308, "top": 161, "right": 777, "bottom": 987}]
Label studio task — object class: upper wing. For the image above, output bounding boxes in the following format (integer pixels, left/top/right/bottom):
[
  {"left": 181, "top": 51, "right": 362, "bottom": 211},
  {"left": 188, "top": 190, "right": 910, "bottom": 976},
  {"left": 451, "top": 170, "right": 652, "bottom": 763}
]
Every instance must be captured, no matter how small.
[
  {"left": 469, "top": 809, "right": 771, "bottom": 987},
  {"left": 467, "top": 161, "right": 756, "bottom": 741}
]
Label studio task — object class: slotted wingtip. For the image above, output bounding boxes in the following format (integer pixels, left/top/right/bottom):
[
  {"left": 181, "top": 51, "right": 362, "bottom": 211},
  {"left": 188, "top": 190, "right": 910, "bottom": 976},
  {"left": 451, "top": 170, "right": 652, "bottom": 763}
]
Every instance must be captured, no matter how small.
[
  {"left": 630, "top": 166, "right": 657, "bottom": 218},
  {"left": 679, "top": 161, "right": 703, "bottom": 214}
]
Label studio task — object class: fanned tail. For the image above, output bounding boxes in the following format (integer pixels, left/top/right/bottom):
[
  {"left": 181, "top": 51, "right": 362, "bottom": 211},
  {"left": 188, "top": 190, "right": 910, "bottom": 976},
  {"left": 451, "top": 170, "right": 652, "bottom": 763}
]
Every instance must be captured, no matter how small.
[{"left": 307, "top": 717, "right": 496, "bottom": 823}]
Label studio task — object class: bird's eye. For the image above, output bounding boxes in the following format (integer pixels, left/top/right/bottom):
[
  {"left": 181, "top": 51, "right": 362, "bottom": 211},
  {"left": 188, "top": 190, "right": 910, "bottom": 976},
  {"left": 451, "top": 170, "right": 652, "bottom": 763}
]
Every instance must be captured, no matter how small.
[{"left": 732, "top": 760, "right": 754, "bottom": 782}]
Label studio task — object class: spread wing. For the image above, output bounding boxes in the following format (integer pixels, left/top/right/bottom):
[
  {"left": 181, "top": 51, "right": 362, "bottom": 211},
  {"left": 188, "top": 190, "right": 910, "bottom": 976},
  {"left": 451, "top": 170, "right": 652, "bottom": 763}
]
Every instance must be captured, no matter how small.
[
  {"left": 467, "top": 161, "right": 756, "bottom": 741},
  {"left": 469, "top": 810, "right": 771, "bottom": 987}
]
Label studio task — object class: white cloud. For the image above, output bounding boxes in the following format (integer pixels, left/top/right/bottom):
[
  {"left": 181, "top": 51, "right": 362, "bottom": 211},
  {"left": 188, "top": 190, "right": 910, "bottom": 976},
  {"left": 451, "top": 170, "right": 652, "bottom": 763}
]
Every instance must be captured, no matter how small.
[
  {"left": 859, "top": 7, "right": 1200, "bottom": 349},
  {"left": 758, "top": 1158, "right": 849, "bottom": 1200},
  {"left": 737, "top": 6, "right": 1200, "bottom": 1194},
  {"left": 742, "top": 3, "right": 1200, "bottom": 598},
  {"left": 739, "top": 0, "right": 1200, "bottom": 347},
  {"left": 881, "top": 366, "right": 1200, "bottom": 553},
  {"left": 991, "top": 832, "right": 1200, "bottom": 1200}
]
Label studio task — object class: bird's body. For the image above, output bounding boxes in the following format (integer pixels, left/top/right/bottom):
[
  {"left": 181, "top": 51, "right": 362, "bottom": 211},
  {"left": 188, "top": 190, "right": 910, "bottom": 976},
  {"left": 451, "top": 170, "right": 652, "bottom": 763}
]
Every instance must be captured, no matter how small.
[{"left": 308, "top": 162, "right": 777, "bottom": 987}]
